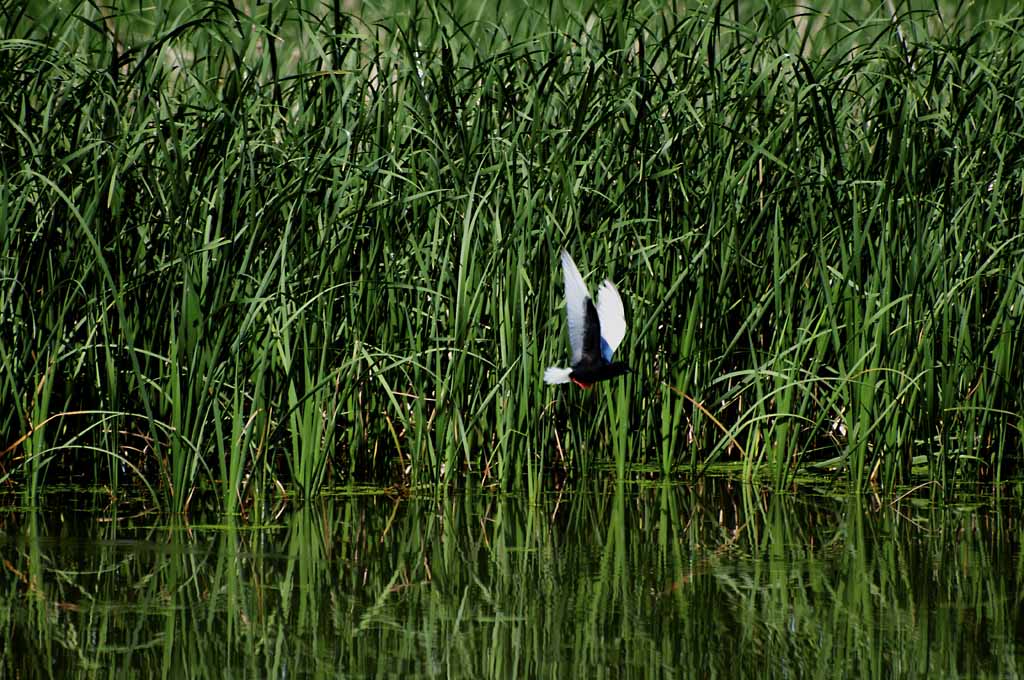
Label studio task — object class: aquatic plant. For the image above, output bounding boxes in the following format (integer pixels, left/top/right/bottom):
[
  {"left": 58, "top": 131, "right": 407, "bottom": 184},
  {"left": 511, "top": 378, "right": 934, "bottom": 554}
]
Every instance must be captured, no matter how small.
[{"left": 1, "top": 1, "right": 1022, "bottom": 505}]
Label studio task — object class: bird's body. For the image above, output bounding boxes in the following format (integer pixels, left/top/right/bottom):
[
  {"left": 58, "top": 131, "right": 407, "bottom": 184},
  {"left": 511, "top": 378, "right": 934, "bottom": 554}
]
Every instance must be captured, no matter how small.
[{"left": 544, "top": 249, "right": 629, "bottom": 388}]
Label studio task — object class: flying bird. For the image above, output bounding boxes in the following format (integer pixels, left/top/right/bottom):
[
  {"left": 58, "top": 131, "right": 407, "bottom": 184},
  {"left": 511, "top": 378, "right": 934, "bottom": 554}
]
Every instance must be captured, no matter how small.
[{"left": 544, "top": 249, "right": 629, "bottom": 389}]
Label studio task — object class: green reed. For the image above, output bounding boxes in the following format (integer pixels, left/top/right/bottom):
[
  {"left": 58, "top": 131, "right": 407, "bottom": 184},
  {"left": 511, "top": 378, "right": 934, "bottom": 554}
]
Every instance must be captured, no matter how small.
[{"left": 1, "top": 0, "right": 1022, "bottom": 505}]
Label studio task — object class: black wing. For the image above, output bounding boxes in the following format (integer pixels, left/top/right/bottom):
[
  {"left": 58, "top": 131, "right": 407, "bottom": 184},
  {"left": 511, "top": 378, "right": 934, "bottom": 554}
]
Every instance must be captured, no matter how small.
[{"left": 577, "top": 297, "right": 604, "bottom": 368}]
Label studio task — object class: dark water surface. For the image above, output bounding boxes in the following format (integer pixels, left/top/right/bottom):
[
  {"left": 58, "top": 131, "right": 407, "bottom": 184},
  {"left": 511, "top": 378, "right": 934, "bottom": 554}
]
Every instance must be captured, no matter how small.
[{"left": 2, "top": 480, "right": 1022, "bottom": 678}]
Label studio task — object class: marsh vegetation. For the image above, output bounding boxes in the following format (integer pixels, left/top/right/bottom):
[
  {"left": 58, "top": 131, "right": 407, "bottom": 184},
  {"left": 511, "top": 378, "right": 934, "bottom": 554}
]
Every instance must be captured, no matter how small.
[{"left": 2, "top": 0, "right": 1023, "bottom": 508}]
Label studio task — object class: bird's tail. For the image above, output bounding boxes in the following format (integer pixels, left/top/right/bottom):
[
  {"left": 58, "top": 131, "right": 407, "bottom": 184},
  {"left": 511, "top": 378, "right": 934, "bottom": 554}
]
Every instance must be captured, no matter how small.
[{"left": 544, "top": 366, "right": 572, "bottom": 384}]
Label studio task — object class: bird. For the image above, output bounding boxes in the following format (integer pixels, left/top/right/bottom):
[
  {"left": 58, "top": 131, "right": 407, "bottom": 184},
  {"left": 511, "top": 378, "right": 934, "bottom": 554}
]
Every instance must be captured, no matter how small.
[{"left": 544, "top": 249, "right": 630, "bottom": 389}]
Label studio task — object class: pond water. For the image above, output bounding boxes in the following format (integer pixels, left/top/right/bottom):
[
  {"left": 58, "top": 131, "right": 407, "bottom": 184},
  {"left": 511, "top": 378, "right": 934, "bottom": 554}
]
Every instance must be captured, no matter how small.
[{"left": 2, "top": 480, "right": 1022, "bottom": 678}]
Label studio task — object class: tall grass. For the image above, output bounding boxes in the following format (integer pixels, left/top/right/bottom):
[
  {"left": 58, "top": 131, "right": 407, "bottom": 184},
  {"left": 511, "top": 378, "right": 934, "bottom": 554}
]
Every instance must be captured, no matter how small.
[{"left": 1, "top": 0, "right": 1022, "bottom": 505}]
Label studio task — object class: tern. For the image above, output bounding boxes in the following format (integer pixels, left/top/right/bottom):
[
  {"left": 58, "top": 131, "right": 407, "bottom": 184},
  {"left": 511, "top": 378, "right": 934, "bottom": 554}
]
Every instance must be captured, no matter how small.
[{"left": 544, "top": 249, "right": 629, "bottom": 389}]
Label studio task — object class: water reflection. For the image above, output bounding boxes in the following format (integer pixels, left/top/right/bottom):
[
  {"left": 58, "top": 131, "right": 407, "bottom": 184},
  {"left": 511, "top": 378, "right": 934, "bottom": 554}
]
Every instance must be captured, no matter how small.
[{"left": 1, "top": 480, "right": 1022, "bottom": 677}]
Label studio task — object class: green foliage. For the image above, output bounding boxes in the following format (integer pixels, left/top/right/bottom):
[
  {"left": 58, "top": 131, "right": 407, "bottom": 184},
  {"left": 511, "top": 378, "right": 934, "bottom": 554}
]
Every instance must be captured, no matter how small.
[{"left": 1, "top": 0, "right": 1022, "bottom": 503}]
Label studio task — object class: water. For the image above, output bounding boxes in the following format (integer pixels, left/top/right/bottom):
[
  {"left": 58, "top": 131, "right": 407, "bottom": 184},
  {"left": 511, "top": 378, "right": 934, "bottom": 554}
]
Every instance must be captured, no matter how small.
[{"left": 2, "top": 480, "right": 1022, "bottom": 678}]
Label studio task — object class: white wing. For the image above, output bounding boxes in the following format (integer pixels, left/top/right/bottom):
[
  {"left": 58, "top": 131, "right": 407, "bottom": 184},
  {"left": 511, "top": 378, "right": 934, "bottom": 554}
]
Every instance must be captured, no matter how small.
[
  {"left": 560, "top": 249, "right": 590, "bottom": 365},
  {"left": 595, "top": 279, "right": 626, "bottom": 360}
]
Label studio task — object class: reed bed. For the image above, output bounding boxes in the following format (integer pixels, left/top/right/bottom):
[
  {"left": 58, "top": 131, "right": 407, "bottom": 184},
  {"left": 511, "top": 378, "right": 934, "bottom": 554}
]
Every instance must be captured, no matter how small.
[{"left": 2, "top": 0, "right": 1022, "bottom": 505}]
